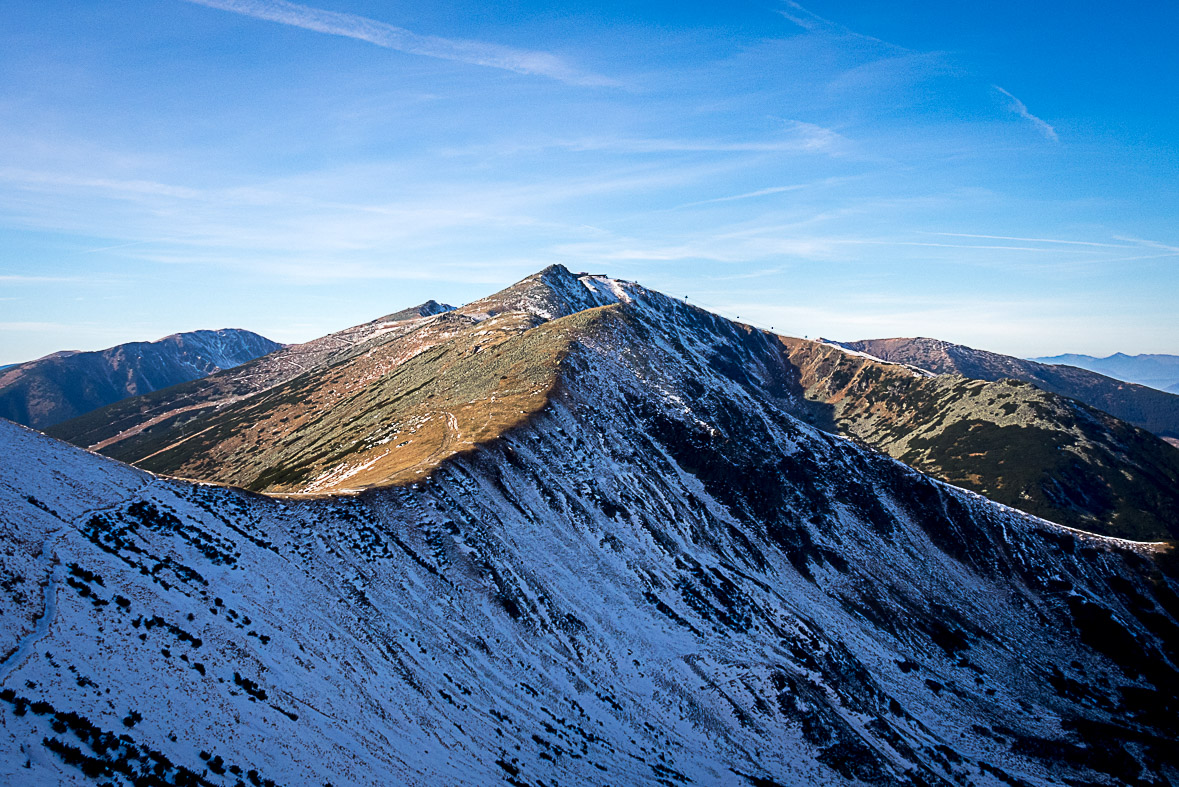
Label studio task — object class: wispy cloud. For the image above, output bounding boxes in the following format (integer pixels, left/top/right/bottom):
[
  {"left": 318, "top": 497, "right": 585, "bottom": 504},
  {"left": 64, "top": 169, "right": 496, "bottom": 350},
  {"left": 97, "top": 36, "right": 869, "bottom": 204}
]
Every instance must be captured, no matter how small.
[
  {"left": 0, "top": 167, "right": 206, "bottom": 200},
  {"left": 0, "top": 321, "right": 72, "bottom": 330},
  {"left": 438, "top": 122, "right": 850, "bottom": 159},
  {"left": 677, "top": 184, "right": 809, "bottom": 207},
  {"left": 993, "top": 85, "right": 1058, "bottom": 142},
  {"left": 181, "top": 0, "right": 615, "bottom": 86},
  {"left": 1113, "top": 236, "right": 1179, "bottom": 253},
  {"left": 674, "top": 176, "right": 859, "bottom": 209},
  {"left": 0, "top": 274, "right": 96, "bottom": 284},
  {"left": 842, "top": 239, "right": 1107, "bottom": 254},
  {"left": 930, "top": 232, "right": 1131, "bottom": 248},
  {"left": 777, "top": 1, "right": 905, "bottom": 51},
  {"left": 561, "top": 122, "right": 849, "bottom": 157}
]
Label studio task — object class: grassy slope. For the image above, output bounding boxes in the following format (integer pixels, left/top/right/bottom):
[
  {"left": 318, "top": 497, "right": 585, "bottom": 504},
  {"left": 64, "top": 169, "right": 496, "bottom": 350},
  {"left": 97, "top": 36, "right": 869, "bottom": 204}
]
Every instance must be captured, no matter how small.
[
  {"left": 780, "top": 338, "right": 1179, "bottom": 542},
  {"left": 844, "top": 337, "right": 1179, "bottom": 440},
  {"left": 83, "top": 306, "right": 617, "bottom": 494},
  {"left": 47, "top": 304, "right": 450, "bottom": 451}
]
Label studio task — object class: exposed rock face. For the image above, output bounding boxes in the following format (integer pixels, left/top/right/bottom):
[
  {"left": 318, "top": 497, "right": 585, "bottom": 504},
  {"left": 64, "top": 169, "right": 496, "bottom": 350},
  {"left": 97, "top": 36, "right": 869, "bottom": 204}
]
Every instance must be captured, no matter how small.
[
  {"left": 2, "top": 267, "right": 1178, "bottom": 786},
  {"left": 0, "top": 329, "right": 283, "bottom": 429},
  {"left": 842, "top": 337, "right": 1179, "bottom": 441}
]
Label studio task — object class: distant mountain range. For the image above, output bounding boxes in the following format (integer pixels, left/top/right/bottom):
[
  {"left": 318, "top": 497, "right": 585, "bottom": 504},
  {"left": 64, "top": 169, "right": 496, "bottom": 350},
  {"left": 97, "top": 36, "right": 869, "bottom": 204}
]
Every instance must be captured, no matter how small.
[
  {"left": 3, "top": 267, "right": 1177, "bottom": 786},
  {"left": 840, "top": 337, "right": 1179, "bottom": 444},
  {"left": 1033, "top": 352, "right": 1179, "bottom": 394},
  {"left": 0, "top": 329, "right": 283, "bottom": 429}
]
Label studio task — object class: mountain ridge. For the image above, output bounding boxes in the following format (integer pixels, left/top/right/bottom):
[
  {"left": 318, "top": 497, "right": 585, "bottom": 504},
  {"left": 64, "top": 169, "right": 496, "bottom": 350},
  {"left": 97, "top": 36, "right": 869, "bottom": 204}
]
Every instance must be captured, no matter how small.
[
  {"left": 3, "top": 294, "right": 1179, "bottom": 782},
  {"left": 841, "top": 337, "right": 1179, "bottom": 440},
  {"left": 1032, "top": 352, "right": 1179, "bottom": 394},
  {"left": 48, "top": 269, "right": 1179, "bottom": 546},
  {"left": 779, "top": 337, "right": 1179, "bottom": 542},
  {"left": 0, "top": 329, "right": 283, "bottom": 430}
]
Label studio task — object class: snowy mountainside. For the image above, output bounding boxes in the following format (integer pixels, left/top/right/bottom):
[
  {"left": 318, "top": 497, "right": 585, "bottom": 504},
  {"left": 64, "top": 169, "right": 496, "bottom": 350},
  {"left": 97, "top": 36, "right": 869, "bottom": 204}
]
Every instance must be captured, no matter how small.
[
  {"left": 3, "top": 275, "right": 1179, "bottom": 784},
  {"left": 0, "top": 329, "right": 283, "bottom": 430}
]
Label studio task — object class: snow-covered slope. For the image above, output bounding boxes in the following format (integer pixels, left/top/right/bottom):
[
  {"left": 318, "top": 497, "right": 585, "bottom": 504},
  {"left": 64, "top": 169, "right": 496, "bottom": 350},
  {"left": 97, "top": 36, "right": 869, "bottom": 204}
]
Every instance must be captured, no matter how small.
[
  {"left": 0, "top": 329, "right": 283, "bottom": 430},
  {"left": 2, "top": 271, "right": 1178, "bottom": 784}
]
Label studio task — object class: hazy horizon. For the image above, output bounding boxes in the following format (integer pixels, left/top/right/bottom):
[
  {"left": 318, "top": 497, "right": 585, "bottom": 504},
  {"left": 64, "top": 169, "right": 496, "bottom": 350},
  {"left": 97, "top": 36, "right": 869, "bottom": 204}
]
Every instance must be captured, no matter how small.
[{"left": 2, "top": 1, "right": 1177, "bottom": 364}]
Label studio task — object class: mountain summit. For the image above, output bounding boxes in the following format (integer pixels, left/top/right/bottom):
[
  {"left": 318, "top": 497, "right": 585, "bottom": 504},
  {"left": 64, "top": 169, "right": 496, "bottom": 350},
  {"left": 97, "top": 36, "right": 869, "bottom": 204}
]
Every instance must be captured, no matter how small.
[{"left": 50, "top": 268, "right": 1179, "bottom": 542}]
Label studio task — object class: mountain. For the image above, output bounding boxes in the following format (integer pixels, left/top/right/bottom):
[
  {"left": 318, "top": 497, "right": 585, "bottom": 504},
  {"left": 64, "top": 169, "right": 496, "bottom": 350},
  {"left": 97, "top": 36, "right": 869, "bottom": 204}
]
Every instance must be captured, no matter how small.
[
  {"left": 48, "top": 274, "right": 612, "bottom": 493},
  {"left": 2, "top": 267, "right": 1178, "bottom": 785},
  {"left": 840, "top": 337, "right": 1179, "bottom": 442},
  {"left": 47, "top": 300, "right": 456, "bottom": 465},
  {"left": 0, "top": 329, "right": 284, "bottom": 430},
  {"left": 1032, "top": 353, "right": 1179, "bottom": 394},
  {"left": 779, "top": 338, "right": 1179, "bottom": 542},
  {"left": 50, "top": 271, "right": 1178, "bottom": 544}
]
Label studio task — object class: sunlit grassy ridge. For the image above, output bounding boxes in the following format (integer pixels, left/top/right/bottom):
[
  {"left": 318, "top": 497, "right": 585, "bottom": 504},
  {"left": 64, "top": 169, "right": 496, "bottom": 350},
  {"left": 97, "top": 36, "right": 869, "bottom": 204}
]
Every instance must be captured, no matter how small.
[{"left": 85, "top": 305, "right": 618, "bottom": 494}]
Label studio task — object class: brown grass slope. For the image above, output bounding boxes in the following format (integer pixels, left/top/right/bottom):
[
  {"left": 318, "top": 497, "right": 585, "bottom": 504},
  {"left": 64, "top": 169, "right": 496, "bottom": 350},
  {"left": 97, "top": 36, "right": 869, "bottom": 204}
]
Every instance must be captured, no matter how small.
[
  {"left": 781, "top": 338, "right": 1179, "bottom": 541},
  {"left": 112, "top": 306, "right": 612, "bottom": 494},
  {"left": 53, "top": 267, "right": 617, "bottom": 494},
  {"left": 48, "top": 301, "right": 454, "bottom": 451}
]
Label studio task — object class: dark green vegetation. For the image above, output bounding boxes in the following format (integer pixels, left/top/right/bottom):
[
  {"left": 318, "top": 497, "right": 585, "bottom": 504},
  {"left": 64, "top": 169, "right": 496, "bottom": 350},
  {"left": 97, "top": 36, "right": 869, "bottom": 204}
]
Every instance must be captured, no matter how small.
[
  {"left": 844, "top": 337, "right": 1179, "bottom": 441},
  {"left": 781, "top": 338, "right": 1179, "bottom": 542}
]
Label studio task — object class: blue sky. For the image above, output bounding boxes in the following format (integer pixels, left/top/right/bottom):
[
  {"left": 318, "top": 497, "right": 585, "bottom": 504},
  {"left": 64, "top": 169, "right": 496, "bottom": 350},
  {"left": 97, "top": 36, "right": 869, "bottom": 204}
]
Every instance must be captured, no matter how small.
[{"left": 2, "top": 0, "right": 1176, "bottom": 364}]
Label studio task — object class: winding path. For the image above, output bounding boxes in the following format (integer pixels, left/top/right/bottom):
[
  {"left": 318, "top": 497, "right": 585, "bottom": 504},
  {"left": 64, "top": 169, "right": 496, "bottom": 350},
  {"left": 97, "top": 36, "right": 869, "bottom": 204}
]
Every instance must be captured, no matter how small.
[{"left": 0, "top": 479, "right": 151, "bottom": 686}]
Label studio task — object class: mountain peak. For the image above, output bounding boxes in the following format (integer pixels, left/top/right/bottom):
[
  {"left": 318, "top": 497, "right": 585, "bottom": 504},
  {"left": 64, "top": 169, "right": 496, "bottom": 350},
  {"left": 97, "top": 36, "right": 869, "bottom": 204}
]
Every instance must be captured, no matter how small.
[
  {"left": 457, "top": 264, "right": 628, "bottom": 322},
  {"left": 377, "top": 300, "right": 456, "bottom": 324},
  {"left": 7, "top": 274, "right": 1179, "bottom": 785}
]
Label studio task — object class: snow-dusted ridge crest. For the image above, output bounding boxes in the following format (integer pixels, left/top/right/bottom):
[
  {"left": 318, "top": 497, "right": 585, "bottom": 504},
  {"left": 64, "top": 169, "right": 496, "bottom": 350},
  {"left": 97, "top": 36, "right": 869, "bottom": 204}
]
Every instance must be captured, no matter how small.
[{"left": 3, "top": 264, "right": 1178, "bottom": 786}]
